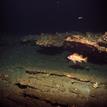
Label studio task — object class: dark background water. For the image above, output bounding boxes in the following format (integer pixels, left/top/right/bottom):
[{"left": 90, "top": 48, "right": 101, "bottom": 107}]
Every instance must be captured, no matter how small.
[{"left": 1, "top": 0, "right": 107, "bottom": 34}]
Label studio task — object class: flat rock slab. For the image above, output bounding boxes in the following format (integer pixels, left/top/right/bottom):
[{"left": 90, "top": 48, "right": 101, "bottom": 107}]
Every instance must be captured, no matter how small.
[{"left": 15, "top": 70, "right": 107, "bottom": 107}]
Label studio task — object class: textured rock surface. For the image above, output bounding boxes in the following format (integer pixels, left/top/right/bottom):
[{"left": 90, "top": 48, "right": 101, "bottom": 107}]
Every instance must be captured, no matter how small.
[
  {"left": 0, "top": 68, "right": 107, "bottom": 107},
  {"left": 14, "top": 70, "right": 107, "bottom": 107},
  {"left": 35, "top": 33, "right": 107, "bottom": 54},
  {"left": 35, "top": 35, "right": 65, "bottom": 47}
]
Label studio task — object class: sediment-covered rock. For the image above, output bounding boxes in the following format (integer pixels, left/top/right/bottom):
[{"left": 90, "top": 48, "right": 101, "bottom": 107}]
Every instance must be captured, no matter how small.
[
  {"left": 64, "top": 34, "right": 107, "bottom": 53},
  {"left": 35, "top": 34, "right": 65, "bottom": 47},
  {"left": 35, "top": 33, "right": 107, "bottom": 54},
  {"left": 15, "top": 70, "right": 107, "bottom": 107}
]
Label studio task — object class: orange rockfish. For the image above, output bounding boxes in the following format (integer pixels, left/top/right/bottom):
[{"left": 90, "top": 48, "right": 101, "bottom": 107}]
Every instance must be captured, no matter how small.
[{"left": 67, "top": 53, "right": 87, "bottom": 64}]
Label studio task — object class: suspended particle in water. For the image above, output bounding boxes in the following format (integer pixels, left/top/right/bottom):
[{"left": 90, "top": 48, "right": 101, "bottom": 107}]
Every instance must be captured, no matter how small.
[{"left": 78, "top": 16, "right": 83, "bottom": 20}]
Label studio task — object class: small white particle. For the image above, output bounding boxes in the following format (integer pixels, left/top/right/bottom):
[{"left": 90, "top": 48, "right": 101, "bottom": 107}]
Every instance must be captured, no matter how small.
[{"left": 78, "top": 16, "right": 83, "bottom": 20}]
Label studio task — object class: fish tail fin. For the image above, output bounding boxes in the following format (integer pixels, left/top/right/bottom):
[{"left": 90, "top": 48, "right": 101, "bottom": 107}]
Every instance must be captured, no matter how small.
[{"left": 84, "top": 57, "right": 88, "bottom": 62}]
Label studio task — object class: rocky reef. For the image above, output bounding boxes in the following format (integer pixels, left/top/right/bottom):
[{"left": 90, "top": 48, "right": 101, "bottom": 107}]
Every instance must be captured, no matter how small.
[
  {"left": 34, "top": 32, "right": 107, "bottom": 52},
  {"left": 33, "top": 32, "right": 107, "bottom": 62},
  {"left": 64, "top": 34, "right": 107, "bottom": 55},
  {"left": 35, "top": 34, "right": 65, "bottom": 48},
  {"left": 20, "top": 32, "right": 107, "bottom": 63}
]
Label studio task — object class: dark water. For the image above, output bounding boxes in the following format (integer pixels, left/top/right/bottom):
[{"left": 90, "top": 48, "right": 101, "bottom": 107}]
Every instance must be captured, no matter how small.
[{"left": 1, "top": 0, "right": 107, "bottom": 33}]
